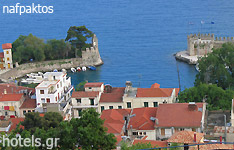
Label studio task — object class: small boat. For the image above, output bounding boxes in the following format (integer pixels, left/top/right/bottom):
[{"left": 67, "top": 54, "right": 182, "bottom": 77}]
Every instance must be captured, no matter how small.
[
  {"left": 62, "top": 69, "right": 67, "bottom": 73},
  {"left": 195, "top": 63, "right": 200, "bottom": 72},
  {"left": 82, "top": 66, "right": 86, "bottom": 71},
  {"left": 71, "top": 68, "right": 76, "bottom": 73},
  {"left": 53, "top": 69, "right": 58, "bottom": 72},
  {"left": 77, "top": 67, "right": 81, "bottom": 72},
  {"left": 88, "top": 66, "right": 96, "bottom": 71}
]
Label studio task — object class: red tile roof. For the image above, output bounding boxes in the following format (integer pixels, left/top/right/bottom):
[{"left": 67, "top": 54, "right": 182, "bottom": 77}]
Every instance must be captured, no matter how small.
[
  {"left": 115, "top": 135, "right": 123, "bottom": 145},
  {"left": 100, "top": 87, "right": 125, "bottom": 103},
  {"left": 133, "top": 139, "right": 167, "bottom": 147},
  {"left": 167, "top": 131, "right": 204, "bottom": 144},
  {"left": 101, "top": 109, "right": 131, "bottom": 134},
  {"left": 128, "top": 107, "right": 157, "bottom": 130},
  {"left": 2, "top": 43, "right": 12, "bottom": 49},
  {"left": 156, "top": 103, "right": 204, "bottom": 127},
  {"left": 84, "top": 82, "right": 103, "bottom": 88},
  {"left": 72, "top": 91, "right": 99, "bottom": 98},
  {"left": 9, "top": 118, "right": 24, "bottom": 132},
  {"left": 0, "top": 52, "right": 4, "bottom": 58},
  {"left": 0, "top": 93, "right": 23, "bottom": 102},
  {"left": 136, "top": 88, "right": 174, "bottom": 97},
  {"left": 20, "top": 98, "right": 36, "bottom": 109},
  {"left": 0, "top": 83, "right": 35, "bottom": 95}
]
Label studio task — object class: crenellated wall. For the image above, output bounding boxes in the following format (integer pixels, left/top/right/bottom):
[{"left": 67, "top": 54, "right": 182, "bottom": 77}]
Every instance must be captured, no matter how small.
[{"left": 187, "top": 33, "right": 234, "bottom": 56}]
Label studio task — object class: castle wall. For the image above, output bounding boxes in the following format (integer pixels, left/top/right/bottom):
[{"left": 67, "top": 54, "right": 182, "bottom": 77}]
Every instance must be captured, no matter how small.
[{"left": 187, "top": 33, "right": 234, "bottom": 56}]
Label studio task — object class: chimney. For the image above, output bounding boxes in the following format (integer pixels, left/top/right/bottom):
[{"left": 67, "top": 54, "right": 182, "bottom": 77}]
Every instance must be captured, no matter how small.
[
  {"left": 104, "top": 85, "right": 112, "bottom": 93},
  {"left": 188, "top": 102, "right": 197, "bottom": 111},
  {"left": 194, "top": 132, "right": 196, "bottom": 143},
  {"left": 4, "top": 89, "right": 7, "bottom": 94},
  {"left": 125, "top": 81, "right": 132, "bottom": 93}
]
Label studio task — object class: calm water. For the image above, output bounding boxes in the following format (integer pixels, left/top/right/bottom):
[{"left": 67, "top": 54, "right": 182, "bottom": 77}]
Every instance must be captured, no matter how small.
[{"left": 1, "top": 0, "right": 234, "bottom": 90}]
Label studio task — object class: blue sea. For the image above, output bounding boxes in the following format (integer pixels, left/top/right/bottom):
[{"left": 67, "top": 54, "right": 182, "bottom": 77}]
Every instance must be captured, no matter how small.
[{"left": 1, "top": 0, "right": 234, "bottom": 90}]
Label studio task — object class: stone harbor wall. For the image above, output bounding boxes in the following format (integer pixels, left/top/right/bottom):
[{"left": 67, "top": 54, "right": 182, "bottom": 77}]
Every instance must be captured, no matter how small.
[{"left": 0, "top": 34, "right": 103, "bottom": 81}]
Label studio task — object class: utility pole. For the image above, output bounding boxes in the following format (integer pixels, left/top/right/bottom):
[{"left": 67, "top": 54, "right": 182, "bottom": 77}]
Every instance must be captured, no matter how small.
[
  {"left": 176, "top": 61, "right": 181, "bottom": 92},
  {"left": 224, "top": 114, "right": 227, "bottom": 142}
]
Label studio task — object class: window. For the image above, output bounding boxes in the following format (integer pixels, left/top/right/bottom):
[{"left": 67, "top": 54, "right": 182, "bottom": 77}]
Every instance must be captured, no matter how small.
[
  {"left": 161, "top": 128, "right": 165, "bottom": 136},
  {"left": 23, "top": 110, "right": 26, "bottom": 115},
  {"left": 144, "top": 102, "right": 148, "bottom": 107},
  {"left": 101, "top": 106, "right": 104, "bottom": 112},
  {"left": 46, "top": 98, "right": 50, "bottom": 103},
  {"left": 109, "top": 106, "right": 113, "bottom": 109},
  {"left": 28, "top": 110, "right": 31, "bottom": 113},
  {"left": 192, "top": 128, "right": 196, "bottom": 132},
  {"left": 180, "top": 128, "right": 185, "bottom": 131},
  {"left": 41, "top": 98, "right": 45, "bottom": 103},
  {"left": 153, "top": 102, "right": 158, "bottom": 107},
  {"left": 118, "top": 106, "right": 122, "bottom": 109},
  {"left": 139, "top": 132, "right": 142, "bottom": 135},
  {"left": 32, "top": 110, "right": 35, "bottom": 112},
  {"left": 55, "top": 97, "right": 58, "bottom": 102},
  {"left": 7, "top": 57, "right": 9, "bottom": 61},
  {"left": 133, "top": 132, "right": 138, "bottom": 135},
  {"left": 57, "top": 84, "right": 59, "bottom": 88},
  {"left": 6, "top": 51, "right": 9, "bottom": 54},
  {"left": 78, "top": 109, "right": 82, "bottom": 116},
  {"left": 89, "top": 87, "right": 92, "bottom": 89},
  {"left": 76, "top": 99, "right": 81, "bottom": 103},
  {"left": 127, "top": 102, "right": 131, "bottom": 108},
  {"left": 40, "top": 90, "right": 44, "bottom": 94},
  {"left": 5, "top": 111, "right": 7, "bottom": 116},
  {"left": 143, "top": 132, "right": 146, "bottom": 135},
  {"left": 90, "top": 98, "right": 94, "bottom": 105}
]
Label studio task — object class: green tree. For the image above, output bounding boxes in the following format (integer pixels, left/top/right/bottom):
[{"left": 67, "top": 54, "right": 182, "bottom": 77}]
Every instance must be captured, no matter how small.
[
  {"left": 75, "top": 81, "right": 87, "bottom": 91},
  {"left": 65, "top": 26, "right": 94, "bottom": 57},
  {"left": 21, "top": 112, "right": 44, "bottom": 133},
  {"left": 195, "top": 43, "right": 234, "bottom": 89},
  {"left": 178, "top": 84, "right": 234, "bottom": 110}
]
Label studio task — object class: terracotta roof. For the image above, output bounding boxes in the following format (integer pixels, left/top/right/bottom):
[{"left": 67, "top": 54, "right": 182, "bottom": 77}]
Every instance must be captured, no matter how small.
[
  {"left": 151, "top": 83, "right": 160, "bottom": 88},
  {"left": 136, "top": 88, "right": 174, "bottom": 97},
  {"left": 100, "top": 87, "right": 125, "bottom": 103},
  {"left": 128, "top": 107, "right": 157, "bottom": 130},
  {"left": 0, "top": 93, "right": 23, "bottom": 102},
  {"left": 9, "top": 118, "right": 24, "bottom": 132},
  {"left": 133, "top": 140, "right": 167, "bottom": 147},
  {"left": 39, "top": 113, "right": 45, "bottom": 117},
  {"left": 175, "top": 88, "right": 180, "bottom": 96},
  {"left": 20, "top": 98, "right": 36, "bottom": 109},
  {"left": 214, "top": 126, "right": 234, "bottom": 133},
  {"left": 0, "top": 83, "right": 35, "bottom": 95},
  {"left": 190, "top": 144, "right": 234, "bottom": 150},
  {"left": 115, "top": 135, "right": 122, "bottom": 145},
  {"left": 2, "top": 43, "right": 12, "bottom": 49},
  {"left": 84, "top": 82, "right": 103, "bottom": 88},
  {"left": 0, "top": 52, "right": 4, "bottom": 58},
  {"left": 101, "top": 109, "right": 131, "bottom": 134},
  {"left": 156, "top": 103, "right": 204, "bottom": 127},
  {"left": 72, "top": 91, "right": 99, "bottom": 98},
  {"left": 167, "top": 131, "right": 204, "bottom": 144}
]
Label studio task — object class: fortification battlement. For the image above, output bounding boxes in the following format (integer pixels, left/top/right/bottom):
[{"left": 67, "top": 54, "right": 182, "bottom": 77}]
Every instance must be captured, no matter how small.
[
  {"left": 188, "top": 33, "right": 234, "bottom": 42},
  {"left": 187, "top": 33, "right": 214, "bottom": 40},
  {"left": 84, "top": 47, "right": 97, "bottom": 53}
]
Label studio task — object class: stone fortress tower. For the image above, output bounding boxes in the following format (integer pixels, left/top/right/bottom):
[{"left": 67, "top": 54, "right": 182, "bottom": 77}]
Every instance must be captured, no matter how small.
[
  {"left": 81, "top": 34, "right": 103, "bottom": 65},
  {"left": 187, "top": 33, "right": 234, "bottom": 56}
]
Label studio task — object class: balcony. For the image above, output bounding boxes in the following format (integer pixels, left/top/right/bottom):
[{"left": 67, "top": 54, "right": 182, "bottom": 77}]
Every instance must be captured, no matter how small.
[{"left": 64, "top": 86, "right": 73, "bottom": 94}]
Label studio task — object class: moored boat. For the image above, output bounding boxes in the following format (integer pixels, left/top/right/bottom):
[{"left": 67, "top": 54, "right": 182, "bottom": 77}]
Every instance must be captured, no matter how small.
[
  {"left": 88, "top": 66, "right": 96, "bottom": 71},
  {"left": 71, "top": 68, "right": 76, "bottom": 73},
  {"left": 77, "top": 67, "right": 81, "bottom": 72},
  {"left": 82, "top": 66, "right": 86, "bottom": 71}
]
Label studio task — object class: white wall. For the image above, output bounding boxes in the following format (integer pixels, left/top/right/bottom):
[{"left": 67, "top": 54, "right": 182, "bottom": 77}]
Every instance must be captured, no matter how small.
[{"left": 99, "top": 102, "right": 124, "bottom": 113}]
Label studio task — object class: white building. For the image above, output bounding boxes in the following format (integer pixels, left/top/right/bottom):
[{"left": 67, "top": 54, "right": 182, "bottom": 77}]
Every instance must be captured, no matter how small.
[
  {"left": 71, "top": 82, "right": 103, "bottom": 118},
  {"left": 35, "top": 72, "right": 73, "bottom": 119},
  {"left": 0, "top": 43, "right": 13, "bottom": 70}
]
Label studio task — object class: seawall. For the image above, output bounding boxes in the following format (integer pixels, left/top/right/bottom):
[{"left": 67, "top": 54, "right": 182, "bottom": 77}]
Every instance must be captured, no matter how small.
[{"left": 0, "top": 57, "right": 103, "bottom": 81}]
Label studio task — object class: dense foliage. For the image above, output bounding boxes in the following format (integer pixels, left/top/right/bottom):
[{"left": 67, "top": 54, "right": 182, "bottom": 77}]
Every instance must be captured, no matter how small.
[
  {"left": 195, "top": 43, "right": 234, "bottom": 89},
  {"left": 65, "top": 26, "right": 94, "bottom": 58},
  {"left": 178, "top": 84, "right": 234, "bottom": 110},
  {"left": 12, "top": 26, "right": 94, "bottom": 64},
  {"left": 75, "top": 81, "right": 87, "bottom": 91},
  {"left": 2, "top": 109, "right": 116, "bottom": 150}
]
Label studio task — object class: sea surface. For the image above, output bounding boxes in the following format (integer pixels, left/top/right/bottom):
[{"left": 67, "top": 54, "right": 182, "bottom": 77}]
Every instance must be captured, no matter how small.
[{"left": 1, "top": 0, "right": 234, "bottom": 90}]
